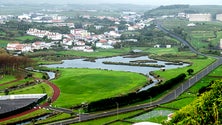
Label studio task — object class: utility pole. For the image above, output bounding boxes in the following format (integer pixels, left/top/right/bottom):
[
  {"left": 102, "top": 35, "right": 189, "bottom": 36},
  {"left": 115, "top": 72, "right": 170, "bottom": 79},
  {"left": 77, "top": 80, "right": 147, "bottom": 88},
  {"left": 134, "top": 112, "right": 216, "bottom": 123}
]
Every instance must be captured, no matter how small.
[{"left": 115, "top": 102, "right": 119, "bottom": 120}]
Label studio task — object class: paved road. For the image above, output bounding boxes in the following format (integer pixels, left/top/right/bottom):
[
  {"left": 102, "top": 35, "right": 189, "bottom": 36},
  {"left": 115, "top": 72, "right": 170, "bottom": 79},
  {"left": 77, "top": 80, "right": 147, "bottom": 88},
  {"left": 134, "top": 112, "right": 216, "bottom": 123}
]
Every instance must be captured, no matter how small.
[
  {"left": 48, "top": 21, "right": 222, "bottom": 125},
  {"left": 154, "top": 20, "right": 203, "bottom": 56}
]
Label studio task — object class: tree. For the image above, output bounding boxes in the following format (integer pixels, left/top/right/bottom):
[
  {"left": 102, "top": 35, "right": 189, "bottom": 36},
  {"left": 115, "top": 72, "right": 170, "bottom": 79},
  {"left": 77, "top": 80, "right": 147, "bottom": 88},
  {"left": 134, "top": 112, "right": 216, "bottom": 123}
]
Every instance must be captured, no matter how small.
[
  {"left": 187, "top": 69, "right": 194, "bottom": 75},
  {"left": 4, "top": 89, "right": 9, "bottom": 95}
]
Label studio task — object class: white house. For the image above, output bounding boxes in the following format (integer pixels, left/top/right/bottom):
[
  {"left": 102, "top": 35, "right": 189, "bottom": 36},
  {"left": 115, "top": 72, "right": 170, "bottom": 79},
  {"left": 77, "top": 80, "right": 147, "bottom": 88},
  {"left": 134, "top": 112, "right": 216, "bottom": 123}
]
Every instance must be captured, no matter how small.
[
  {"left": 63, "top": 38, "right": 73, "bottom": 46},
  {"left": 26, "top": 28, "right": 62, "bottom": 40},
  {"left": 74, "top": 41, "right": 85, "bottom": 46},
  {"left": 6, "top": 42, "right": 32, "bottom": 52},
  {"left": 166, "top": 45, "right": 172, "bottom": 48},
  {"left": 187, "top": 13, "right": 212, "bottom": 22}
]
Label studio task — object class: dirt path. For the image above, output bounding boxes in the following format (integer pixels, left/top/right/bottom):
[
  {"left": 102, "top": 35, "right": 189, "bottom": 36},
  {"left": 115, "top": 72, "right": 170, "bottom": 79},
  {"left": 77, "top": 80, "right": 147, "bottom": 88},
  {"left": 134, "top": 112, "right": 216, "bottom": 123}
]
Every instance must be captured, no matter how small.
[{"left": 0, "top": 80, "right": 60, "bottom": 122}]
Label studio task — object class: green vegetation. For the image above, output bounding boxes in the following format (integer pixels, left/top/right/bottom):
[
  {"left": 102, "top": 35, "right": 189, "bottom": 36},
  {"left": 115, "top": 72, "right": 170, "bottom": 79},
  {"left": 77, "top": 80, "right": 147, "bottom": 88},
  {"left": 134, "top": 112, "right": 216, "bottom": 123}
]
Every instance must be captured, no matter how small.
[
  {"left": 0, "top": 109, "right": 50, "bottom": 125},
  {"left": 57, "top": 48, "right": 131, "bottom": 57},
  {"left": 161, "top": 18, "right": 222, "bottom": 55},
  {"left": 0, "top": 78, "right": 33, "bottom": 90},
  {"left": 0, "top": 75, "right": 16, "bottom": 84},
  {"left": 15, "top": 35, "right": 36, "bottom": 41},
  {"left": 166, "top": 80, "right": 222, "bottom": 125},
  {"left": 145, "top": 5, "right": 222, "bottom": 17},
  {"left": 52, "top": 68, "right": 147, "bottom": 108},
  {"left": 35, "top": 113, "right": 72, "bottom": 124},
  {"left": 154, "top": 57, "right": 215, "bottom": 81},
  {"left": 124, "top": 65, "right": 222, "bottom": 125},
  {"left": 73, "top": 110, "right": 143, "bottom": 125},
  {"left": 8, "top": 83, "right": 53, "bottom": 97},
  {"left": 129, "top": 109, "right": 173, "bottom": 123},
  {"left": 0, "top": 40, "right": 9, "bottom": 47}
]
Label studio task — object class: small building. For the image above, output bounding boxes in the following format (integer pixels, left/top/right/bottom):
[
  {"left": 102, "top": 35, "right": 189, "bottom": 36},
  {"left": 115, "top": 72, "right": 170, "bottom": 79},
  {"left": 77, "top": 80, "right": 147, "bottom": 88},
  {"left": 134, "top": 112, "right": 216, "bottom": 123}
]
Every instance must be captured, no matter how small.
[
  {"left": 216, "top": 14, "right": 222, "bottom": 21},
  {"left": 166, "top": 45, "right": 172, "bottom": 48},
  {"left": 187, "top": 23, "right": 196, "bottom": 27},
  {"left": 154, "top": 44, "right": 160, "bottom": 48},
  {"left": 220, "top": 39, "right": 222, "bottom": 49}
]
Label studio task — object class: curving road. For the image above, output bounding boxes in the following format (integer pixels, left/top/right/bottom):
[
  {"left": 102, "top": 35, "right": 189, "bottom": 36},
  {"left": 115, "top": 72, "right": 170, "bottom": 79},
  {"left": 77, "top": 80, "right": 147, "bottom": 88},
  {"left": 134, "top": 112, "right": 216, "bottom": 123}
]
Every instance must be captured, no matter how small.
[{"left": 48, "top": 21, "right": 222, "bottom": 125}]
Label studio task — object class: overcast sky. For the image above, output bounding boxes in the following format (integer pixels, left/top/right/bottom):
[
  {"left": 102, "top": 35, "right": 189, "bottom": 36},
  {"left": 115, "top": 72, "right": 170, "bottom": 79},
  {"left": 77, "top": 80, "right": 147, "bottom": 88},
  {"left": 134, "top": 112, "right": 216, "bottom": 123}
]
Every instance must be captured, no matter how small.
[{"left": 1, "top": 0, "right": 222, "bottom": 5}]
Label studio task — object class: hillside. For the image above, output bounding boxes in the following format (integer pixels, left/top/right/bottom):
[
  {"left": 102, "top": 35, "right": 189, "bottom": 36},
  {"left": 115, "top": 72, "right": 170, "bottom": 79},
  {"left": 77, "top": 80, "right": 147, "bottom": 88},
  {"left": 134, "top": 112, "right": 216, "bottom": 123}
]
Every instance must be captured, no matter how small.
[
  {"left": 165, "top": 80, "right": 222, "bottom": 124},
  {"left": 144, "top": 5, "right": 222, "bottom": 17}
]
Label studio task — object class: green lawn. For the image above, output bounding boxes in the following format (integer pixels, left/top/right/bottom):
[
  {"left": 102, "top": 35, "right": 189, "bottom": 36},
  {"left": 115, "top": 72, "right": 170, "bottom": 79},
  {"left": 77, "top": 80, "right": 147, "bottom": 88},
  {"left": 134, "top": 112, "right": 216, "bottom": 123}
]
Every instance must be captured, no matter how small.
[
  {"left": 128, "top": 108, "right": 174, "bottom": 124},
  {"left": 0, "top": 40, "right": 9, "bottom": 47},
  {"left": 0, "top": 75, "right": 16, "bottom": 84},
  {"left": 52, "top": 68, "right": 147, "bottom": 108},
  {"left": 8, "top": 83, "right": 53, "bottom": 97},
  {"left": 73, "top": 110, "right": 143, "bottom": 125},
  {"left": 0, "top": 109, "right": 50, "bottom": 125},
  {"left": 0, "top": 78, "right": 33, "bottom": 90},
  {"left": 16, "top": 35, "right": 36, "bottom": 41},
  {"left": 154, "top": 57, "right": 215, "bottom": 81}
]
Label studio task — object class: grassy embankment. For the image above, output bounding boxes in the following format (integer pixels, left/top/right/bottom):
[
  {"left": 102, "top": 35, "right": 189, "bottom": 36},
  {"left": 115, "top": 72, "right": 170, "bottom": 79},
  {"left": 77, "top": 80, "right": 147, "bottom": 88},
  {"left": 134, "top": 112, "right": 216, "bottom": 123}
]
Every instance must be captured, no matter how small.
[{"left": 0, "top": 75, "right": 16, "bottom": 84}]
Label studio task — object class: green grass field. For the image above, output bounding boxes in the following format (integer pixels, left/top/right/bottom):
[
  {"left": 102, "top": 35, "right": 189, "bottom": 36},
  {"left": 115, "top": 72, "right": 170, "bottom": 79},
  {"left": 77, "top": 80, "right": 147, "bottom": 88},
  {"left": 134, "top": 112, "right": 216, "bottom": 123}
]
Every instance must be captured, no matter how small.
[
  {"left": 8, "top": 83, "right": 53, "bottom": 97},
  {"left": 0, "top": 78, "right": 33, "bottom": 90},
  {"left": 154, "top": 57, "right": 215, "bottom": 81},
  {"left": 73, "top": 110, "right": 143, "bottom": 125},
  {"left": 0, "top": 75, "right": 16, "bottom": 84},
  {"left": 0, "top": 40, "right": 9, "bottom": 47},
  {"left": 0, "top": 109, "right": 50, "bottom": 125},
  {"left": 16, "top": 35, "right": 36, "bottom": 41},
  {"left": 52, "top": 68, "right": 147, "bottom": 108}
]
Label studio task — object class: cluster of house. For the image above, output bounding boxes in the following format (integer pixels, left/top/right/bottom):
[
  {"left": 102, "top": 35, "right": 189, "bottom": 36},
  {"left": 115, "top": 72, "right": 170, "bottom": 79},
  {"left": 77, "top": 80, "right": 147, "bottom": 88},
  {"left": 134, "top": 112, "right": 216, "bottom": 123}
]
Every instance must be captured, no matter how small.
[
  {"left": 18, "top": 13, "right": 67, "bottom": 23},
  {"left": 6, "top": 42, "right": 53, "bottom": 52},
  {"left": 0, "top": 15, "right": 14, "bottom": 24},
  {"left": 63, "top": 29, "right": 121, "bottom": 51},
  {"left": 6, "top": 27, "right": 123, "bottom": 53},
  {"left": 27, "top": 29, "right": 63, "bottom": 40}
]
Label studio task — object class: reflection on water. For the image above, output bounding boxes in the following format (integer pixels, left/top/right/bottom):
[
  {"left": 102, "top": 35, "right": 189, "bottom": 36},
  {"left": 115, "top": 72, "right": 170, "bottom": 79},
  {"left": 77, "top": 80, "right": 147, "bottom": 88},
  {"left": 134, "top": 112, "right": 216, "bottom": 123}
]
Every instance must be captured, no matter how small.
[
  {"left": 44, "top": 56, "right": 189, "bottom": 75},
  {"left": 43, "top": 56, "right": 189, "bottom": 91}
]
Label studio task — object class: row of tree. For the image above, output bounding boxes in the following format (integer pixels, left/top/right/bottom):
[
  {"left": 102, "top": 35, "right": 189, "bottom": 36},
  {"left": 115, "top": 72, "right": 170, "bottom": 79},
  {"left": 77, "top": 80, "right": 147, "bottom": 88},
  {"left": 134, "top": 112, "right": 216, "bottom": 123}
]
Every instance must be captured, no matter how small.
[
  {"left": 86, "top": 73, "right": 186, "bottom": 112},
  {"left": 0, "top": 55, "right": 33, "bottom": 75}
]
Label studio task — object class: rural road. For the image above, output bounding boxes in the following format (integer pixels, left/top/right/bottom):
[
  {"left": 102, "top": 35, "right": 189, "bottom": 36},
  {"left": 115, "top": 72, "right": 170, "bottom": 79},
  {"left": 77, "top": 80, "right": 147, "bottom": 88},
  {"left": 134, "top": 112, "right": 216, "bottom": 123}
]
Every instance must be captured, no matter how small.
[{"left": 48, "top": 21, "right": 222, "bottom": 125}]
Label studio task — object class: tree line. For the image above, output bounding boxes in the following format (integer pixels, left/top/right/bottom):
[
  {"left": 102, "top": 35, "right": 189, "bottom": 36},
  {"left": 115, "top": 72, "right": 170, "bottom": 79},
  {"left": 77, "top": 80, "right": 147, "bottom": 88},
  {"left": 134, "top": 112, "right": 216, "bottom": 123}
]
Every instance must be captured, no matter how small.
[
  {"left": 0, "top": 55, "right": 33, "bottom": 75},
  {"left": 85, "top": 73, "right": 186, "bottom": 112}
]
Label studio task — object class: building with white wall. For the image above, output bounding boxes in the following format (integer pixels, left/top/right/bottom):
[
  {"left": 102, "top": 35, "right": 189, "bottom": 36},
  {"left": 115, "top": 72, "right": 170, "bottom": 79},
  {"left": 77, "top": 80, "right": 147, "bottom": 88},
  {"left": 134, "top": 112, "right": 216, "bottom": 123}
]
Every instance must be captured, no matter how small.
[
  {"left": 188, "top": 13, "right": 212, "bottom": 22},
  {"left": 220, "top": 39, "right": 222, "bottom": 49},
  {"left": 216, "top": 14, "right": 222, "bottom": 21}
]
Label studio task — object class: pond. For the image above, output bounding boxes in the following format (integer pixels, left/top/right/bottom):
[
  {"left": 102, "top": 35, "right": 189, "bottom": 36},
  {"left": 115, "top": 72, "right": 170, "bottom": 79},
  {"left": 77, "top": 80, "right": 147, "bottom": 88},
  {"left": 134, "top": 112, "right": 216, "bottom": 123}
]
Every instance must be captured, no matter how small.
[
  {"left": 43, "top": 56, "right": 189, "bottom": 91},
  {"left": 44, "top": 56, "right": 188, "bottom": 75}
]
